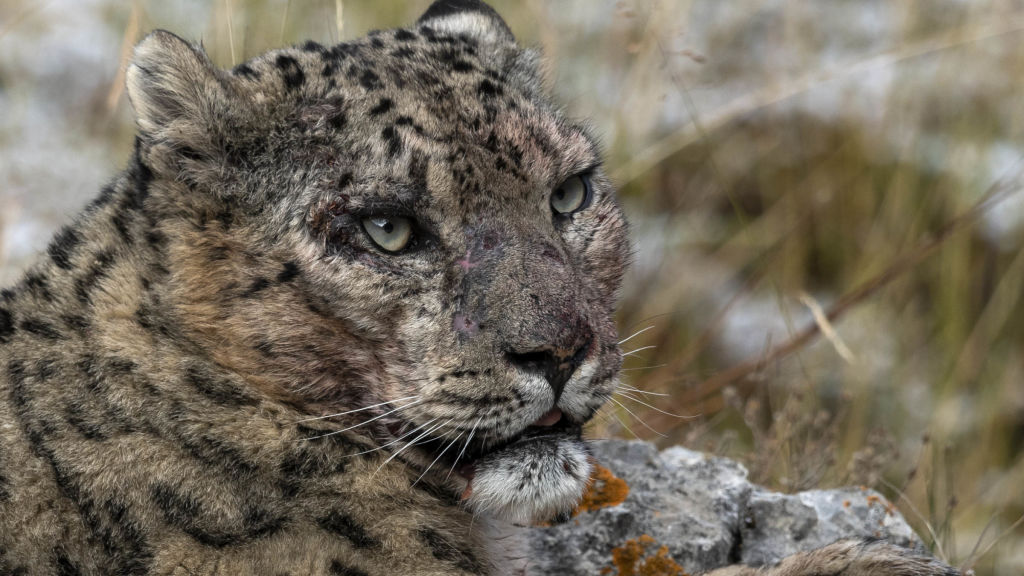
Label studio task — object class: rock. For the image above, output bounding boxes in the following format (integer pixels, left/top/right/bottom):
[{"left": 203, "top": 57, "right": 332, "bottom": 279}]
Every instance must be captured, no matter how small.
[{"left": 527, "top": 440, "right": 928, "bottom": 575}]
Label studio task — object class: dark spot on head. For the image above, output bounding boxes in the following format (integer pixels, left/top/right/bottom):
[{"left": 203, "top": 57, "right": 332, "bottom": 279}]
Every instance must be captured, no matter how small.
[
  {"left": 359, "top": 69, "right": 381, "bottom": 90},
  {"left": 381, "top": 126, "right": 401, "bottom": 157},
  {"left": 254, "top": 339, "right": 276, "bottom": 358},
  {"left": 54, "top": 552, "right": 82, "bottom": 576},
  {"left": 277, "top": 262, "right": 300, "bottom": 283},
  {"left": 73, "top": 249, "right": 117, "bottom": 304},
  {"left": 23, "top": 274, "right": 53, "bottom": 301},
  {"left": 451, "top": 59, "right": 474, "bottom": 72},
  {"left": 61, "top": 314, "right": 90, "bottom": 334},
  {"left": 369, "top": 98, "right": 394, "bottom": 116},
  {"left": 275, "top": 55, "right": 305, "bottom": 90},
  {"left": 35, "top": 358, "right": 59, "bottom": 380},
  {"left": 88, "top": 183, "right": 117, "bottom": 211},
  {"left": 233, "top": 63, "right": 260, "bottom": 78},
  {"left": 48, "top": 225, "right": 82, "bottom": 270},
  {"left": 329, "top": 561, "right": 370, "bottom": 576},
  {"left": 300, "top": 40, "right": 325, "bottom": 53},
  {"left": 19, "top": 318, "right": 64, "bottom": 341},
  {"left": 0, "top": 308, "right": 14, "bottom": 343},
  {"left": 243, "top": 277, "right": 271, "bottom": 297},
  {"left": 478, "top": 79, "right": 502, "bottom": 98},
  {"left": 327, "top": 106, "right": 347, "bottom": 130}
]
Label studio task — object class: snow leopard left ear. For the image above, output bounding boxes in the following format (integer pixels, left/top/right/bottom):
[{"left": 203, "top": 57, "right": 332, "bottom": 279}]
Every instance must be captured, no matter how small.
[
  {"left": 417, "top": 0, "right": 516, "bottom": 44},
  {"left": 126, "top": 30, "right": 230, "bottom": 136}
]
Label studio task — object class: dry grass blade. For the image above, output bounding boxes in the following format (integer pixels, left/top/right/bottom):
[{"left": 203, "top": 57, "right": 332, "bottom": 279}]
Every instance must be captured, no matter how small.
[
  {"left": 335, "top": 0, "right": 344, "bottom": 42},
  {"left": 798, "top": 291, "right": 855, "bottom": 364},
  {"left": 278, "top": 0, "right": 292, "bottom": 44},
  {"left": 224, "top": 0, "right": 237, "bottom": 66},
  {"left": 105, "top": 1, "right": 140, "bottom": 113},
  {"left": 880, "top": 478, "right": 949, "bottom": 562},
  {"left": 962, "top": 512, "right": 1024, "bottom": 571}
]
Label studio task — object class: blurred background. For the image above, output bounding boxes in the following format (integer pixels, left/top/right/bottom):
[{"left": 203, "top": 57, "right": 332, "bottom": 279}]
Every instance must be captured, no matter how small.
[{"left": 2, "top": 0, "right": 1023, "bottom": 573}]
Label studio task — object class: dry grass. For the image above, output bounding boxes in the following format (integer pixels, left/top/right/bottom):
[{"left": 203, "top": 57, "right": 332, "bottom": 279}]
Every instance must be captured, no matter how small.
[{"left": 1, "top": 0, "right": 1023, "bottom": 574}]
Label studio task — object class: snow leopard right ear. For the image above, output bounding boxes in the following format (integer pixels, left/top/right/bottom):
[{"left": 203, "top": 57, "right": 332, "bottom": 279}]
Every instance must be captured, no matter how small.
[
  {"left": 126, "top": 30, "right": 229, "bottom": 137},
  {"left": 417, "top": 0, "right": 516, "bottom": 45}
]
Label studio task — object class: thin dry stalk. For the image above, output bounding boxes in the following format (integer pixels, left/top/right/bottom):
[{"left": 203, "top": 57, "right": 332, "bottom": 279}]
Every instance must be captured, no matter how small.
[
  {"left": 962, "top": 512, "right": 1024, "bottom": 572},
  {"left": 106, "top": 1, "right": 140, "bottom": 112},
  {"left": 677, "top": 176, "right": 1019, "bottom": 414},
  {"left": 224, "top": 0, "right": 237, "bottom": 66},
  {"left": 880, "top": 477, "right": 949, "bottom": 562},
  {"left": 798, "top": 291, "right": 855, "bottom": 364}
]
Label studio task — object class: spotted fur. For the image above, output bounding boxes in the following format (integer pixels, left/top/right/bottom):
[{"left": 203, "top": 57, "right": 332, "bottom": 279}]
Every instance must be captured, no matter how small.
[{"left": 0, "top": 2, "right": 958, "bottom": 575}]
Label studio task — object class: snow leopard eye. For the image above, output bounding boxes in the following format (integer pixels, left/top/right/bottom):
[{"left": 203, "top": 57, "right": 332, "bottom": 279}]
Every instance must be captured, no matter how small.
[
  {"left": 362, "top": 216, "right": 413, "bottom": 252},
  {"left": 551, "top": 175, "right": 592, "bottom": 216}
]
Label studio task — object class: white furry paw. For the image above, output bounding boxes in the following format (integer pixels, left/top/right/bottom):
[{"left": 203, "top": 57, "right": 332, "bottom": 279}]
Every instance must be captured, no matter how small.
[{"left": 464, "top": 434, "right": 592, "bottom": 525}]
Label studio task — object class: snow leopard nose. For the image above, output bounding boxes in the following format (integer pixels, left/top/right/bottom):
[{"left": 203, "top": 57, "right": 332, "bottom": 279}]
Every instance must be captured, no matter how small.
[{"left": 507, "top": 339, "right": 590, "bottom": 401}]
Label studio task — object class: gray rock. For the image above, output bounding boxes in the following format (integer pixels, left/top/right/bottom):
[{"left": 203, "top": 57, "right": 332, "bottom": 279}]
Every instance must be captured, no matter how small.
[{"left": 528, "top": 440, "right": 927, "bottom": 575}]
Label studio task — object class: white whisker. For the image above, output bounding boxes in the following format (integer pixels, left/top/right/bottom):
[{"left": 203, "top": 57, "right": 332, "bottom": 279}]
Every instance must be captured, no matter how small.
[
  {"left": 622, "top": 345, "right": 657, "bottom": 358},
  {"left": 619, "top": 363, "right": 669, "bottom": 372},
  {"left": 300, "top": 398, "right": 422, "bottom": 441},
  {"left": 412, "top": 432, "right": 462, "bottom": 487},
  {"left": 618, "top": 325, "right": 655, "bottom": 346},
  {"left": 605, "top": 407, "right": 640, "bottom": 439},
  {"left": 615, "top": 390, "right": 692, "bottom": 419},
  {"left": 615, "top": 383, "right": 671, "bottom": 397},
  {"left": 610, "top": 397, "right": 665, "bottom": 437},
  {"left": 346, "top": 418, "right": 437, "bottom": 458},
  {"left": 447, "top": 416, "right": 482, "bottom": 481},
  {"left": 374, "top": 419, "right": 450, "bottom": 475},
  {"left": 295, "top": 395, "right": 421, "bottom": 423}
]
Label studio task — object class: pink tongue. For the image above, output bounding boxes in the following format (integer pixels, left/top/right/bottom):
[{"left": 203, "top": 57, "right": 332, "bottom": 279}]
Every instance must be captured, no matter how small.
[
  {"left": 459, "top": 464, "right": 476, "bottom": 501},
  {"left": 532, "top": 408, "right": 563, "bottom": 427}
]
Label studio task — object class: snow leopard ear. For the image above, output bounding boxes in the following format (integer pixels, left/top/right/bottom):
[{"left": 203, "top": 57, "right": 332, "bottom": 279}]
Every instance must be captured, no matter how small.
[
  {"left": 126, "top": 30, "right": 228, "bottom": 136},
  {"left": 417, "top": 0, "right": 516, "bottom": 44}
]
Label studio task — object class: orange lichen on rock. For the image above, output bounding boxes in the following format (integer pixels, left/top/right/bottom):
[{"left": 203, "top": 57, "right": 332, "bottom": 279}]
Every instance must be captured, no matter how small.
[
  {"left": 574, "top": 463, "right": 630, "bottom": 515},
  {"left": 607, "top": 535, "right": 689, "bottom": 576},
  {"left": 864, "top": 493, "right": 897, "bottom": 516}
]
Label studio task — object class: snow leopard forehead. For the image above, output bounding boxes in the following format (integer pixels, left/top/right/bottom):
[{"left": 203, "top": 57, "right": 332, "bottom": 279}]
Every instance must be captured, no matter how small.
[{"left": 127, "top": 2, "right": 602, "bottom": 220}]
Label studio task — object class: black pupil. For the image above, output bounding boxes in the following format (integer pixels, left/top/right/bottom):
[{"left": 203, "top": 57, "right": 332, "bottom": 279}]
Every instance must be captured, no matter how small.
[
  {"left": 381, "top": 220, "right": 394, "bottom": 234},
  {"left": 554, "top": 189, "right": 566, "bottom": 202}
]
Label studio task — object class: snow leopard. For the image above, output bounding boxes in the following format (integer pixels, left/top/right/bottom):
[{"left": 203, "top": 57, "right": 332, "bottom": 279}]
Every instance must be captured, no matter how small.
[{"left": 0, "top": 1, "right": 959, "bottom": 574}]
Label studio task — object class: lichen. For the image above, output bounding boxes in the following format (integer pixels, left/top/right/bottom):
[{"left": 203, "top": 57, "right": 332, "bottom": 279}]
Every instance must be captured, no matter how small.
[
  {"left": 574, "top": 463, "right": 630, "bottom": 515},
  {"left": 604, "top": 535, "right": 689, "bottom": 576}
]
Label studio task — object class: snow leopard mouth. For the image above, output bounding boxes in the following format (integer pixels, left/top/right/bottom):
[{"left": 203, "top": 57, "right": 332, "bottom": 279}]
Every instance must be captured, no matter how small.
[
  {"left": 391, "top": 408, "right": 583, "bottom": 483},
  {"left": 380, "top": 406, "right": 594, "bottom": 524}
]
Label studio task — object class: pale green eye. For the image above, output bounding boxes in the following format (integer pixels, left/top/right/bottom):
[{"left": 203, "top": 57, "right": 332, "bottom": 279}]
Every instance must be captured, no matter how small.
[
  {"left": 551, "top": 175, "right": 590, "bottom": 215},
  {"left": 361, "top": 216, "right": 413, "bottom": 252}
]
